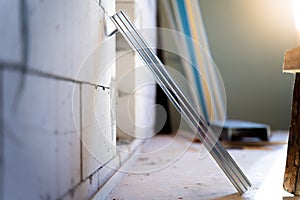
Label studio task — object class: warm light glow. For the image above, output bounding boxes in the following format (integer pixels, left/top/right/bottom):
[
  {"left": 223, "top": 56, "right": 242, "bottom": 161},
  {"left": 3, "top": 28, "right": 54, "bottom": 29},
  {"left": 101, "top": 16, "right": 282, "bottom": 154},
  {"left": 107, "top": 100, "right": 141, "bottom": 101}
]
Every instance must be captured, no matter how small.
[{"left": 292, "top": 0, "right": 300, "bottom": 41}]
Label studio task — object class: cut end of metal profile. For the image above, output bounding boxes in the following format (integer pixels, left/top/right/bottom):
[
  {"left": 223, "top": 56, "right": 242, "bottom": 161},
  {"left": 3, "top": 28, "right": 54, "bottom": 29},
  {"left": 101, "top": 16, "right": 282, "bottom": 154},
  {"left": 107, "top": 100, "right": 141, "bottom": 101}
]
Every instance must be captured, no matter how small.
[
  {"left": 105, "top": 14, "right": 118, "bottom": 37},
  {"left": 107, "top": 28, "right": 118, "bottom": 37},
  {"left": 110, "top": 10, "right": 251, "bottom": 194}
]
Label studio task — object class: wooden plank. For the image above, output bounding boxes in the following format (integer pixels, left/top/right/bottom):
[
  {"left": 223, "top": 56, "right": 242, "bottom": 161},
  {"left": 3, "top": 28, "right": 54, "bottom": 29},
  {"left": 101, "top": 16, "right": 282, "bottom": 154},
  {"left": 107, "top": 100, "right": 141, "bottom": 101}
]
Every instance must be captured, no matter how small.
[
  {"left": 283, "top": 47, "right": 300, "bottom": 73},
  {"left": 284, "top": 73, "right": 300, "bottom": 194},
  {"left": 283, "top": 46, "right": 300, "bottom": 194}
]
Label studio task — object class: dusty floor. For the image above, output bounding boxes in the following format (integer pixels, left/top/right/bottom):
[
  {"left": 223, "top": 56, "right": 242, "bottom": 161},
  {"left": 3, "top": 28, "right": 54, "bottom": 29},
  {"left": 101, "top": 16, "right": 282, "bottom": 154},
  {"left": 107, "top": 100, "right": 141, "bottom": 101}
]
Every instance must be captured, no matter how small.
[{"left": 107, "top": 131, "right": 300, "bottom": 200}]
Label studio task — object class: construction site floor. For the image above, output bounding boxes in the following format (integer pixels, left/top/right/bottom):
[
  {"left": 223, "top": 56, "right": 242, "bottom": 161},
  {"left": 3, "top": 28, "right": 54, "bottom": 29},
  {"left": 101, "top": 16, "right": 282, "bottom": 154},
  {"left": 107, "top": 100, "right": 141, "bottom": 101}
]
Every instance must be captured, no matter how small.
[{"left": 107, "top": 131, "right": 299, "bottom": 200}]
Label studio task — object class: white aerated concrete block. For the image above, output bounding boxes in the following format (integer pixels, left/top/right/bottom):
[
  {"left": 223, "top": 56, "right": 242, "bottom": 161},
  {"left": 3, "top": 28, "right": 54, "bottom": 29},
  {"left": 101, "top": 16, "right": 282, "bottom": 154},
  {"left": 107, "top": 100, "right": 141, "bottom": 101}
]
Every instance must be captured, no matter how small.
[
  {"left": 26, "top": 0, "right": 115, "bottom": 86},
  {"left": 116, "top": 50, "right": 136, "bottom": 93},
  {"left": 0, "top": 0, "right": 22, "bottom": 64},
  {"left": 81, "top": 84, "right": 116, "bottom": 179},
  {"left": 116, "top": 0, "right": 140, "bottom": 51},
  {"left": 116, "top": 0, "right": 157, "bottom": 140},
  {"left": 138, "top": 0, "right": 157, "bottom": 29},
  {"left": 115, "top": 51, "right": 136, "bottom": 139},
  {"left": 134, "top": 61, "right": 156, "bottom": 97},
  {"left": 62, "top": 156, "right": 120, "bottom": 200},
  {"left": 77, "top": 37, "right": 116, "bottom": 87},
  {"left": 135, "top": 94, "right": 156, "bottom": 138},
  {"left": 116, "top": 95, "right": 136, "bottom": 139},
  {"left": 3, "top": 70, "right": 81, "bottom": 199},
  {"left": 116, "top": 1, "right": 138, "bottom": 24},
  {"left": 115, "top": 50, "right": 138, "bottom": 139},
  {"left": 62, "top": 170, "right": 98, "bottom": 200},
  {"left": 98, "top": 156, "right": 120, "bottom": 188}
]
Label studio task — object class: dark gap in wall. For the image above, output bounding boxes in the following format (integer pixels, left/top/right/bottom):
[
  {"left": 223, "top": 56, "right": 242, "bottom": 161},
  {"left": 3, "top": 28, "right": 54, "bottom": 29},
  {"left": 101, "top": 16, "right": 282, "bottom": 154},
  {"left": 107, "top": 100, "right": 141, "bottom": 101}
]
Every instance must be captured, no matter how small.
[
  {"left": 0, "top": 66, "right": 4, "bottom": 200},
  {"left": 79, "top": 84, "right": 83, "bottom": 182},
  {"left": 155, "top": 2, "right": 172, "bottom": 134}
]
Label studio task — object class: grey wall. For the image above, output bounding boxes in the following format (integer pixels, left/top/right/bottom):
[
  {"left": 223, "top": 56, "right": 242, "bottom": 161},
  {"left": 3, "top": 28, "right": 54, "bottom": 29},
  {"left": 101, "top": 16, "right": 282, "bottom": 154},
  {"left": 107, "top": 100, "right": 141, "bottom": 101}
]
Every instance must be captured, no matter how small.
[
  {"left": 0, "top": 0, "right": 118, "bottom": 199},
  {"left": 199, "top": 0, "right": 298, "bottom": 129}
]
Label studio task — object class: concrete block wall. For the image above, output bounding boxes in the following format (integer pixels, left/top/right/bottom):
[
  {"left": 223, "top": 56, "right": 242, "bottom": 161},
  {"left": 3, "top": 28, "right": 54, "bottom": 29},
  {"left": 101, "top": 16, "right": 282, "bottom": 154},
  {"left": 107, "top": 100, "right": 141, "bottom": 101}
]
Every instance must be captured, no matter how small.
[
  {"left": 116, "top": 0, "right": 157, "bottom": 139},
  {"left": 0, "top": 0, "right": 120, "bottom": 199}
]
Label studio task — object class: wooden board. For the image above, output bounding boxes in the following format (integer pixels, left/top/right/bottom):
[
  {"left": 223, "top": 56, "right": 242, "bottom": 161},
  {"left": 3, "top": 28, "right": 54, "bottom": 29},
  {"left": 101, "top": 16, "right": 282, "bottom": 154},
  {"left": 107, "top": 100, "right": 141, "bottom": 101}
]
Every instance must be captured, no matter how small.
[
  {"left": 284, "top": 73, "right": 300, "bottom": 195},
  {"left": 283, "top": 46, "right": 300, "bottom": 73}
]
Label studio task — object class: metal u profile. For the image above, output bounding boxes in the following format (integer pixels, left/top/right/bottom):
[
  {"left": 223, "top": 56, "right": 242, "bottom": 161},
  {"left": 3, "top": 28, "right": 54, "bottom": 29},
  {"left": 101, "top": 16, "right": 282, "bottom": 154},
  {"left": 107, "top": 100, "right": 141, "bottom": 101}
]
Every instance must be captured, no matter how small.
[{"left": 110, "top": 11, "right": 251, "bottom": 194}]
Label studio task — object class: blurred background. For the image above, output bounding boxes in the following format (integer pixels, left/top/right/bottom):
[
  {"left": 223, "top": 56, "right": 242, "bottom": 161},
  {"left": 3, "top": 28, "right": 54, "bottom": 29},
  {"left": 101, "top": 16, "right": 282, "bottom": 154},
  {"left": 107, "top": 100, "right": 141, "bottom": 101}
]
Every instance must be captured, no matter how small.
[{"left": 157, "top": 0, "right": 299, "bottom": 131}]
